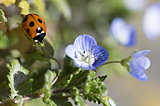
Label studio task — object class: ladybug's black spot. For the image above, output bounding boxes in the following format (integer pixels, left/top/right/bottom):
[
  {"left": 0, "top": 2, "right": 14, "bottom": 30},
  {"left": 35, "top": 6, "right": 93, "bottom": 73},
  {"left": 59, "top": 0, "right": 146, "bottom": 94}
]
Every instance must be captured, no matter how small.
[
  {"left": 38, "top": 18, "right": 42, "bottom": 23},
  {"left": 26, "top": 29, "right": 30, "bottom": 33},
  {"left": 36, "top": 27, "right": 43, "bottom": 33},
  {"left": 29, "top": 21, "right": 34, "bottom": 27},
  {"left": 23, "top": 16, "right": 28, "bottom": 22}
]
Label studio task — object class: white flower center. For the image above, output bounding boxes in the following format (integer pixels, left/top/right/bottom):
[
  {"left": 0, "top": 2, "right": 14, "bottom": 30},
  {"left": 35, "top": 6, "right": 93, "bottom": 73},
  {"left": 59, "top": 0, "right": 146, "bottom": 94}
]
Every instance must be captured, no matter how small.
[{"left": 74, "top": 50, "right": 95, "bottom": 65}]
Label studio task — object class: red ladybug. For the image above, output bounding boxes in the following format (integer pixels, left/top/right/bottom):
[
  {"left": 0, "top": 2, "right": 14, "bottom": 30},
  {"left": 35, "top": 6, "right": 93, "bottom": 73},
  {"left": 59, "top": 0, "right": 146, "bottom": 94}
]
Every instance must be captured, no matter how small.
[{"left": 22, "top": 13, "right": 46, "bottom": 43}]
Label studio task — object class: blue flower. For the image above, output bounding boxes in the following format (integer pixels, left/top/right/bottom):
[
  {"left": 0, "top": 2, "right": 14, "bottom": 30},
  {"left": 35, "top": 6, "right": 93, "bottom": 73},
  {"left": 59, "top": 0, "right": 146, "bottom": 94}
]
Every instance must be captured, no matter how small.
[
  {"left": 110, "top": 18, "right": 136, "bottom": 47},
  {"left": 142, "top": 3, "right": 160, "bottom": 40},
  {"left": 65, "top": 34, "right": 108, "bottom": 70},
  {"left": 129, "top": 50, "right": 151, "bottom": 81}
]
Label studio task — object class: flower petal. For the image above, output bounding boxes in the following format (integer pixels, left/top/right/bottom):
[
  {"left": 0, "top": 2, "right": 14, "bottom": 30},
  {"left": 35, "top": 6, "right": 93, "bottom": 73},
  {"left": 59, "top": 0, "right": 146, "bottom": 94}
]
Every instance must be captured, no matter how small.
[
  {"left": 144, "top": 57, "right": 151, "bottom": 69},
  {"left": 142, "top": 3, "right": 160, "bottom": 40},
  {"left": 131, "top": 56, "right": 151, "bottom": 70},
  {"left": 128, "top": 50, "right": 151, "bottom": 81},
  {"left": 132, "top": 50, "right": 151, "bottom": 58},
  {"left": 65, "top": 45, "right": 76, "bottom": 59},
  {"left": 110, "top": 18, "right": 136, "bottom": 46},
  {"left": 137, "top": 73, "right": 148, "bottom": 81},
  {"left": 74, "top": 60, "right": 96, "bottom": 70},
  {"left": 129, "top": 61, "right": 146, "bottom": 76},
  {"left": 92, "top": 46, "right": 109, "bottom": 67},
  {"left": 130, "top": 70, "right": 148, "bottom": 81},
  {"left": 126, "top": 26, "right": 136, "bottom": 46},
  {"left": 74, "top": 34, "right": 97, "bottom": 53}
]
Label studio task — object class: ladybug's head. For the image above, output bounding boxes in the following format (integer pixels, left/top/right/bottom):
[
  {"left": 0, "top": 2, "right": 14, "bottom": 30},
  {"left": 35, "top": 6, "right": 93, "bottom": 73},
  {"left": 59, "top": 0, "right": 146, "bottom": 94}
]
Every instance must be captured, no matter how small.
[{"left": 33, "top": 33, "right": 46, "bottom": 43}]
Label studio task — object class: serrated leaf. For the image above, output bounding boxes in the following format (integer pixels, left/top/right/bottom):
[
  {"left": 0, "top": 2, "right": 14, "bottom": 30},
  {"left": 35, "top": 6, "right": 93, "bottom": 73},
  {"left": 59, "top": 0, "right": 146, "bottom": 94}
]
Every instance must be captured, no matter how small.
[
  {"left": 84, "top": 94, "right": 116, "bottom": 106},
  {"left": 97, "top": 75, "right": 107, "bottom": 82},
  {"left": 7, "top": 59, "right": 29, "bottom": 99},
  {"left": 18, "top": 0, "right": 30, "bottom": 15},
  {"left": 0, "top": 9, "right": 7, "bottom": 23},
  {"left": 50, "top": 0, "right": 71, "bottom": 20}
]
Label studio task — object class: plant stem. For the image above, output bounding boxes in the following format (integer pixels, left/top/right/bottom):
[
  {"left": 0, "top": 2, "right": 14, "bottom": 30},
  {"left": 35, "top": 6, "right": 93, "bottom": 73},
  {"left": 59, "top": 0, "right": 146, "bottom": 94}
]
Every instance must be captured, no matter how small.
[
  {"left": 50, "top": 57, "right": 62, "bottom": 85},
  {"left": 97, "top": 60, "right": 121, "bottom": 69}
]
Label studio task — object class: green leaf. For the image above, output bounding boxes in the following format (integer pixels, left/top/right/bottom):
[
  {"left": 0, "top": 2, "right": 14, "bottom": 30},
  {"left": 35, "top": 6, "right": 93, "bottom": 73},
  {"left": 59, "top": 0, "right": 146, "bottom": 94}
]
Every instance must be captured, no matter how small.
[
  {"left": 50, "top": 0, "right": 71, "bottom": 20},
  {"left": 43, "top": 98, "right": 57, "bottom": 106},
  {"left": 23, "top": 98, "right": 50, "bottom": 106},
  {"left": 43, "top": 70, "right": 56, "bottom": 105},
  {"left": 54, "top": 56, "right": 78, "bottom": 88},
  {"left": 51, "top": 96, "right": 72, "bottom": 106},
  {"left": 72, "top": 87, "right": 84, "bottom": 106},
  {"left": 0, "top": 9, "right": 7, "bottom": 23},
  {"left": 83, "top": 71, "right": 109, "bottom": 105},
  {"left": 84, "top": 71, "right": 96, "bottom": 93},
  {"left": 0, "top": 30, "right": 9, "bottom": 49},
  {"left": 7, "top": 59, "right": 29, "bottom": 99},
  {"left": 35, "top": 40, "right": 54, "bottom": 58},
  {"left": 67, "top": 69, "right": 89, "bottom": 87},
  {"left": 17, "top": 66, "right": 49, "bottom": 95},
  {"left": 24, "top": 52, "right": 44, "bottom": 66}
]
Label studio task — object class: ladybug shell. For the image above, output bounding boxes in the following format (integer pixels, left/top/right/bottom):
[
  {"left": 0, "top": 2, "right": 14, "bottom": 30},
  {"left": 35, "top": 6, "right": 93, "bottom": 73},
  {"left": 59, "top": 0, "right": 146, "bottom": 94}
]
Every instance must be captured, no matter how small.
[{"left": 22, "top": 14, "right": 46, "bottom": 43}]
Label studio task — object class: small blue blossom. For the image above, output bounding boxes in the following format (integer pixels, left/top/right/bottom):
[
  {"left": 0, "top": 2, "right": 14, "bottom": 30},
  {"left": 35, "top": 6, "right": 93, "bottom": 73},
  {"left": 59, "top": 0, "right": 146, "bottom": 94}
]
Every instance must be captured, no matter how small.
[
  {"left": 142, "top": 3, "right": 160, "bottom": 40},
  {"left": 110, "top": 18, "right": 136, "bottom": 47},
  {"left": 65, "top": 34, "right": 108, "bottom": 70},
  {"left": 129, "top": 50, "right": 151, "bottom": 81}
]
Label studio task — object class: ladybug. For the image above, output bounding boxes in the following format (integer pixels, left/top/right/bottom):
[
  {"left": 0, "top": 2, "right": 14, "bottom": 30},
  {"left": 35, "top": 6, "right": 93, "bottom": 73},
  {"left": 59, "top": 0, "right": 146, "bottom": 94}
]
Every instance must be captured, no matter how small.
[{"left": 22, "top": 13, "right": 46, "bottom": 43}]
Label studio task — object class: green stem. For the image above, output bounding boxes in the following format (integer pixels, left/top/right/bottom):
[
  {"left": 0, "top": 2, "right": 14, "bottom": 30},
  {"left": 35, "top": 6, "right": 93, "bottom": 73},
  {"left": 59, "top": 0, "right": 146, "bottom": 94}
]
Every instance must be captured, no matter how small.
[
  {"left": 50, "top": 57, "right": 62, "bottom": 86},
  {"left": 97, "top": 60, "right": 121, "bottom": 69}
]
